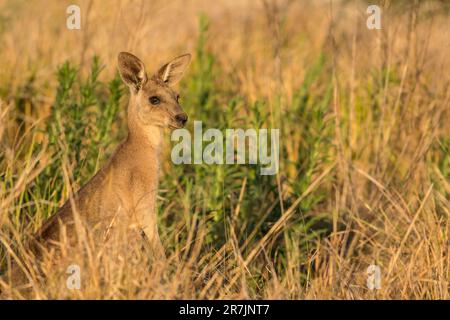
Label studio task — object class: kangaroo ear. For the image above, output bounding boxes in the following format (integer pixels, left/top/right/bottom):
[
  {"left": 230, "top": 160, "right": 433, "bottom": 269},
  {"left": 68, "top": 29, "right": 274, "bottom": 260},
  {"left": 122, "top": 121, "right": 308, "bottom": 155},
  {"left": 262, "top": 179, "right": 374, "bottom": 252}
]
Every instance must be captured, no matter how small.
[
  {"left": 117, "top": 52, "right": 148, "bottom": 92},
  {"left": 155, "top": 54, "right": 191, "bottom": 86}
]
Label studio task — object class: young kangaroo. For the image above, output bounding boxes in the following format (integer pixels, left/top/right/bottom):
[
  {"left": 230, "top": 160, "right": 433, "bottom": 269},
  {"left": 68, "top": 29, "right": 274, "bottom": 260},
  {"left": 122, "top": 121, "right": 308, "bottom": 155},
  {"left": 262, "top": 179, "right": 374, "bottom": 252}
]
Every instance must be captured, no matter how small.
[{"left": 8, "top": 52, "right": 191, "bottom": 285}]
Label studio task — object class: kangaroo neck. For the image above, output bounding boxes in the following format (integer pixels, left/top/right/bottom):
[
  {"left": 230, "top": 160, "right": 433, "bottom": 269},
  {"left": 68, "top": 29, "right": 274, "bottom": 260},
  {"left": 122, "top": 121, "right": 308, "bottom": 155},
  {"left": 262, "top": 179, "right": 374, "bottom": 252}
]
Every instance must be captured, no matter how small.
[
  {"left": 126, "top": 97, "right": 164, "bottom": 161},
  {"left": 124, "top": 125, "right": 163, "bottom": 174},
  {"left": 121, "top": 119, "right": 163, "bottom": 237}
]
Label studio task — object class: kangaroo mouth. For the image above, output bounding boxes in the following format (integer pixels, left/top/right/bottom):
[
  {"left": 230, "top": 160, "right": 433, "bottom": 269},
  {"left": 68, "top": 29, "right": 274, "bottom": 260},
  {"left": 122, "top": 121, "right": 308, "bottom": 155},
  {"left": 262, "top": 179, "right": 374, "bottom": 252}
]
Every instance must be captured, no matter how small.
[{"left": 169, "top": 122, "right": 185, "bottom": 129}]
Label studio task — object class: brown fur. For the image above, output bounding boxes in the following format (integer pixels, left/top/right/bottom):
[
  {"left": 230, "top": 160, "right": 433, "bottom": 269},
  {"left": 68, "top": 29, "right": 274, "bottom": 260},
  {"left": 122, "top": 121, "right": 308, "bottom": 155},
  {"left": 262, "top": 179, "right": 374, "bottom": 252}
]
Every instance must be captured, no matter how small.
[{"left": 7, "top": 52, "right": 191, "bottom": 288}]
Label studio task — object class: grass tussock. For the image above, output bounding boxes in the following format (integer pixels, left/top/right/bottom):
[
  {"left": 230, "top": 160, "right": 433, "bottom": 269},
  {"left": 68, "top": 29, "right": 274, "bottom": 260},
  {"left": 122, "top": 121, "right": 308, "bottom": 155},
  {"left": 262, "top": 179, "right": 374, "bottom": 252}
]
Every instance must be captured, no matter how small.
[{"left": 0, "top": 0, "right": 449, "bottom": 299}]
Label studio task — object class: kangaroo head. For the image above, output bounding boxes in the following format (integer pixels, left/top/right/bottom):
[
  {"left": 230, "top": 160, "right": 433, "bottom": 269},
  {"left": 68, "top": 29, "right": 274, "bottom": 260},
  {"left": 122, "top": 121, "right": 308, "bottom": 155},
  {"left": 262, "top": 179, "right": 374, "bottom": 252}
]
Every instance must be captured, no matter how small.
[{"left": 118, "top": 52, "right": 191, "bottom": 132}]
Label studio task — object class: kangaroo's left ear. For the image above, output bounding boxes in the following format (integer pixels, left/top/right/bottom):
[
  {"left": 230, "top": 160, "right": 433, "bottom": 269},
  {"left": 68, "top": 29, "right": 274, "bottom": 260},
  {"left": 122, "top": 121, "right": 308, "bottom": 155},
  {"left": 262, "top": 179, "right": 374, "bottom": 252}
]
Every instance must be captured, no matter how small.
[
  {"left": 117, "top": 52, "right": 148, "bottom": 92},
  {"left": 155, "top": 54, "right": 191, "bottom": 86}
]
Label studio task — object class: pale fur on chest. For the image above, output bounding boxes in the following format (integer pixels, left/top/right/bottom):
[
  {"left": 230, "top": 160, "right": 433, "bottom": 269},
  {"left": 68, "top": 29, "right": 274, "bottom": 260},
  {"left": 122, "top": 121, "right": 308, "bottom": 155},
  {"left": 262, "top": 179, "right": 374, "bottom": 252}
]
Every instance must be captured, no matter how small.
[
  {"left": 101, "top": 126, "right": 163, "bottom": 232},
  {"left": 6, "top": 52, "right": 192, "bottom": 288}
]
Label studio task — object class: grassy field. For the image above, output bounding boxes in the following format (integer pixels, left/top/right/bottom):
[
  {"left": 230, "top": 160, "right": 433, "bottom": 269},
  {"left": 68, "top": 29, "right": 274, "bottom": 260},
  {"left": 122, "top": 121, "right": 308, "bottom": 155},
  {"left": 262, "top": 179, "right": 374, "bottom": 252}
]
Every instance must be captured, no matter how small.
[{"left": 0, "top": 0, "right": 449, "bottom": 299}]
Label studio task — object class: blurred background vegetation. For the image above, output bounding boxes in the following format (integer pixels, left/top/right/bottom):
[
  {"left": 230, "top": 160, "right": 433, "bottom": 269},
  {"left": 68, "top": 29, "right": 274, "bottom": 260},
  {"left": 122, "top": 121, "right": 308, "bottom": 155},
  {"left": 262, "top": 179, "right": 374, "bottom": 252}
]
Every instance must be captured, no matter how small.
[{"left": 0, "top": 0, "right": 448, "bottom": 299}]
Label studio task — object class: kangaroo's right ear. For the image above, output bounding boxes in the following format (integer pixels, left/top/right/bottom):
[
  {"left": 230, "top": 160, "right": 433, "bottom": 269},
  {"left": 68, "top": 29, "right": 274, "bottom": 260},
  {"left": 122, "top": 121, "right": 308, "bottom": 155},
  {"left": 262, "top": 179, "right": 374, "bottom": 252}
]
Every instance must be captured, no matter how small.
[{"left": 117, "top": 52, "right": 148, "bottom": 92}]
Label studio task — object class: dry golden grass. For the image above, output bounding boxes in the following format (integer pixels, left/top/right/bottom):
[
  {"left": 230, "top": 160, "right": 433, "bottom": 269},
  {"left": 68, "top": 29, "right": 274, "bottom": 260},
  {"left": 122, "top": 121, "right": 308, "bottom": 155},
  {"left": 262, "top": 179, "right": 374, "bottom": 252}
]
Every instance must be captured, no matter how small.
[{"left": 0, "top": 0, "right": 449, "bottom": 299}]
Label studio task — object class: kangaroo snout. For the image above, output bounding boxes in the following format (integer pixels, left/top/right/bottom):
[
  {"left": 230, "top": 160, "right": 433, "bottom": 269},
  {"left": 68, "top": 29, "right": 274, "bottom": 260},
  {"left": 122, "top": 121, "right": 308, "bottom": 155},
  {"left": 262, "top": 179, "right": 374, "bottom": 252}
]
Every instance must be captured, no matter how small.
[
  {"left": 175, "top": 113, "right": 188, "bottom": 127},
  {"left": 19, "top": 52, "right": 193, "bottom": 285}
]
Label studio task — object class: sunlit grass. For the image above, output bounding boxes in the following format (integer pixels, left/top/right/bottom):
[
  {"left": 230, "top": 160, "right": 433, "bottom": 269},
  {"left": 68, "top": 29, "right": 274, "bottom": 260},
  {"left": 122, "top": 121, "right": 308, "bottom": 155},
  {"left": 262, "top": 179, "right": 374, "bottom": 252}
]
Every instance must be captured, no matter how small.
[{"left": 0, "top": 0, "right": 449, "bottom": 299}]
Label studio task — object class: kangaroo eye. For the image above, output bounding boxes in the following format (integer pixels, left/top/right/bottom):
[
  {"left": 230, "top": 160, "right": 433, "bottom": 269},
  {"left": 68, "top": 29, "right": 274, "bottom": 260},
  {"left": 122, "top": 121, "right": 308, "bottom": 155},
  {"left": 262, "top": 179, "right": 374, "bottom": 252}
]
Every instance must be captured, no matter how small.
[{"left": 149, "top": 96, "right": 160, "bottom": 105}]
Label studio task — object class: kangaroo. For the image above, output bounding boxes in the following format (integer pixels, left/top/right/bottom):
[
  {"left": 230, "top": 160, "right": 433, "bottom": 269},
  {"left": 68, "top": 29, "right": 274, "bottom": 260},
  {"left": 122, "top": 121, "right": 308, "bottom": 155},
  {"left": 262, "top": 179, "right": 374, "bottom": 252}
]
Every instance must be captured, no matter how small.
[{"left": 6, "top": 52, "right": 191, "bottom": 288}]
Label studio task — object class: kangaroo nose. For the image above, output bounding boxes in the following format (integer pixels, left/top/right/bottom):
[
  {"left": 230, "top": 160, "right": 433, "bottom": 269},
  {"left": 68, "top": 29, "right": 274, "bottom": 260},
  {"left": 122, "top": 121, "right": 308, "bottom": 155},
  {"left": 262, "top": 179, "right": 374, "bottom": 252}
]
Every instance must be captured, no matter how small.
[{"left": 175, "top": 113, "right": 188, "bottom": 125}]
